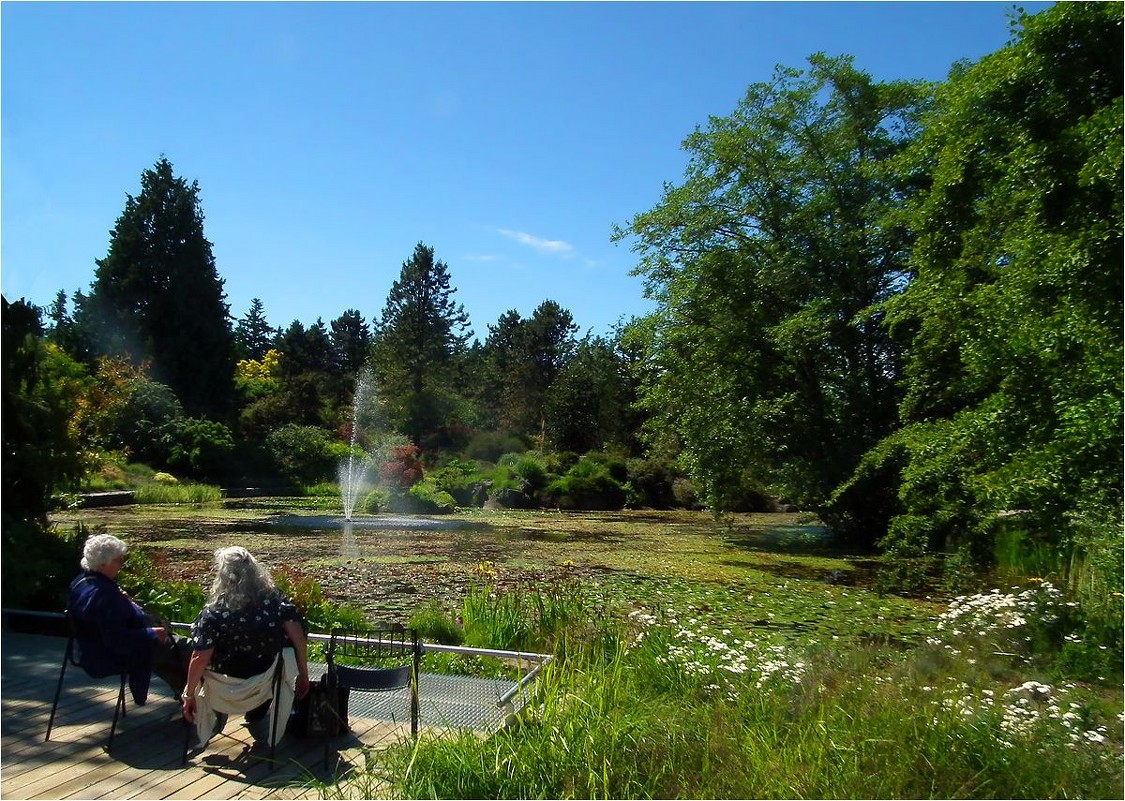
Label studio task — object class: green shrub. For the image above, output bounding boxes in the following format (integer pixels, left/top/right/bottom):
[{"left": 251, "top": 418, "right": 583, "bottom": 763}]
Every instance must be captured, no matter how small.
[
  {"left": 403, "top": 480, "right": 457, "bottom": 514},
  {"left": 163, "top": 417, "right": 237, "bottom": 480},
  {"left": 545, "top": 458, "right": 626, "bottom": 510},
  {"left": 625, "top": 458, "right": 677, "bottom": 508},
  {"left": 273, "top": 565, "right": 369, "bottom": 634},
  {"left": 429, "top": 458, "right": 486, "bottom": 506},
  {"left": 117, "top": 546, "right": 206, "bottom": 624},
  {"left": 265, "top": 424, "right": 346, "bottom": 484},
  {"left": 1, "top": 518, "right": 83, "bottom": 609},
  {"left": 360, "top": 487, "right": 388, "bottom": 513},
  {"left": 410, "top": 600, "right": 464, "bottom": 645}
]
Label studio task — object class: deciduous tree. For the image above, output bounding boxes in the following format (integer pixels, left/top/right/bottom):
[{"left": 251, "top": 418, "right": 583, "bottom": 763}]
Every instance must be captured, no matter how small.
[
  {"left": 616, "top": 55, "right": 926, "bottom": 531},
  {"left": 870, "top": 3, "right": 1123, "bottom": 559}
]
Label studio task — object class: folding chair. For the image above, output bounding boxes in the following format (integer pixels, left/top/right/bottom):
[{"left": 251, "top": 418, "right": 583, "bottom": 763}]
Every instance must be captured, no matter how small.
[
  {"left": 323, "top": 625, "right": 421, "bottom": 769},
  {"left": 45, "top": 611, "right": 130, "bottom": 753},
  {"left": 182, "top": 648, "right": 288, "bottom": 768}
]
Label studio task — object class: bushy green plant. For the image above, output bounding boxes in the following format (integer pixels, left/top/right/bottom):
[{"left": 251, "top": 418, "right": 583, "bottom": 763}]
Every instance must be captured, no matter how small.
[
  {"left": 625, "top": 458, "right": 677, "bottom": 508},
  {"left": 265, "top": 424, "right": 345, "bottom": 484},
  {"left": 117, "top": 546, "right": 206, "bottom": 624},
  {"left": 1, "top": 518, "right": 84, "bottom": 610},
  {"left": 429, "top": 458, "right": 485, "bottom": 506},
  {"left": 360, "top": 487, "right": 388, "bottom": 513},
  {"left": 545, "top": 458, "right": 626, "bottom": 510},
  {"left": 163, "top": 417, "right": 237, "bottom": 479},
  {"left": 403, "top": 480, "right": 457, "bottom": 514},
  {"left": 409, "top": 600, "right": 464, "bottom": 645}
]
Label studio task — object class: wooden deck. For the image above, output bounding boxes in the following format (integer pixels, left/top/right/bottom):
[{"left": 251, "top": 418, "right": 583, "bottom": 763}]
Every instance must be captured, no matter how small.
[{"left": 1, "top": 632, "right": 411, "bottom": 799}]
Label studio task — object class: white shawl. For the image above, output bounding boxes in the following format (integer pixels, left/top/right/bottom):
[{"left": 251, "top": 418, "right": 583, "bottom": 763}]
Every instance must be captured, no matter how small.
[{"left": 193, "top": 649, "right": 298, "bottom": 748}]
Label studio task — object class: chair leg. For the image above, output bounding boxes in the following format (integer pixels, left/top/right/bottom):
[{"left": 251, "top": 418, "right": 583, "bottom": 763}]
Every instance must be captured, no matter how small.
[
  {"left": 45, "top": 639, "right": 73, "bottom": 742},
  {"left": 107, "top": 673, "right": 127, "bottom": 753}
]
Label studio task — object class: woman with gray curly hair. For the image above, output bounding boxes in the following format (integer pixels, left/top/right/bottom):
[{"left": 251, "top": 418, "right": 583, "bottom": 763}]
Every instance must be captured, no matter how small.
[
  {"left": 182, "top": 547, "right": 310, "bottom": 738},
  {"left": 68, "top": 533, "right": 189, "bottom": 705}
]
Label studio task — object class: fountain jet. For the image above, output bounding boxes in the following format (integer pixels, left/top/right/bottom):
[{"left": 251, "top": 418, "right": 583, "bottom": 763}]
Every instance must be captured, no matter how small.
[{"left": 338, "top": 366, "right": 376, "bottom": 521}]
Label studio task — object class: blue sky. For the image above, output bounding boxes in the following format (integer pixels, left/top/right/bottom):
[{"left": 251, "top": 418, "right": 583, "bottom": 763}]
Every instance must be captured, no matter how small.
[{"left": 2, "top": 1, "right": 1052, "bottom": 341}]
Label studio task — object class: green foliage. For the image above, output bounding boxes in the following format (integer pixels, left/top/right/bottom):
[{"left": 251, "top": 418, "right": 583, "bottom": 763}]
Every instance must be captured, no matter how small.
[
  {"left": 623, "top": 458, "right": 677, "bottom": 508},
  {"left": 545, "top": 334, "right": 638, "bottom": 454},
  {"left": 479, "top": 301, "right": 580, "bottom": 439},
  {"left": 616, "top": 55, "right": 925, "bottom": 533},
  {"left": 110, "top": 378, "right": 184, "bottom": 464},
  {"left": 877, "top": 3, "right": 1124, "bottom": 558},
  {"left": 545, "top": 458, "right": 627, "bottom": 511},
  {"left": 162, "top": 417, "right": 236, "bottom": 479},
  {"left": 429, "top": 458, "right": 485, "bottom": 506},
  {"left": 463, "top": 431, "right": 526, "bottom": 463},
  {"left": 457, "top": 561, "right": 596, "bottom": 653},
  {"left": 400, "top": 480, "right": 457, "bottom": 514},
  {"left": 265, "top": 423, "right": 345, "bottom": 484},
  {"left": 117, "top": 545, "right": 206, "bottom": 623},
  {"left": 1, "top": 518, "right": 83, "bottom": 610},
  {"left": 359, "top": 487, "right": 388, "bottom": 514},
  {"left": 3, "top": 299, "right": 86, "bottom": 517},
  {"left": 409, "top": 600, "right": 465, "bottom": 645}
]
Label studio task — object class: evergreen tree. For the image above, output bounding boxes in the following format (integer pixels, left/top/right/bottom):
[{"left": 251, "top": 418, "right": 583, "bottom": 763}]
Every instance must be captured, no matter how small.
[
  {"left": 234, "top": 298, "right": 276, "bottom": 361},
  {"left": 84, "top": 157, "right": 234, "bottom": 419},
  {"left": 371, "top": 243, "right": 472, "bottom": 445},
  {"left": 329, "top": 309, "right": 372, "bottom": 378}
]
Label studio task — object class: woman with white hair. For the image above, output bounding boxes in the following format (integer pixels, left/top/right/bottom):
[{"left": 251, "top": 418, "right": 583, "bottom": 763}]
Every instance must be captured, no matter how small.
[
  {"left": 181, "top": 546, "right": 310, "bottom": 740},
  {"left": 67, "top": 533, "right": 189, "bottom": 705}
]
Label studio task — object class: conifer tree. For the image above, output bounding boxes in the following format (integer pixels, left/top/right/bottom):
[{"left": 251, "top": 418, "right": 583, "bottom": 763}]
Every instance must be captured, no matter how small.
[{"left": 85, "top": 157, "right": 234, "bottom": 419}]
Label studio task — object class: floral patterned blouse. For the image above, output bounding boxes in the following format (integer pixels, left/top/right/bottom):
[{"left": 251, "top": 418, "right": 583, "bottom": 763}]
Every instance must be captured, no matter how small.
[{"left": 190, "top": 593, "right": 301, "bottom": 678}]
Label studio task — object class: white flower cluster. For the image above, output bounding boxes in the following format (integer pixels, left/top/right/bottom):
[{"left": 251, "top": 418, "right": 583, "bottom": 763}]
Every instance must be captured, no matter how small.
[
  {"left": 932, "top": 678, "right": 1110, "bottom": 750},
  {"left": 629, "top": 606, "right": 806, "bottom": 695},
  {"left": 926, "top": 582, "right": 1064, "bottom": 655}
]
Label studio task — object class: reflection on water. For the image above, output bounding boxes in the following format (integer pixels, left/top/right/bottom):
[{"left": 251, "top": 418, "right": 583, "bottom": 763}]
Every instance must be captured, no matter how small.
[
  {"left": 272, "top": 514, "right": 473, "bottom": 531},
  {"left": 341, "top": 520, "right": 360, "bottom": 558}
]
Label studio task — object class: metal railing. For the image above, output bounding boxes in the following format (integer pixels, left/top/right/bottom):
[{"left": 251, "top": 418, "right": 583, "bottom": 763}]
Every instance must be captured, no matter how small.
[{"left": 4, "top": 609, "right": 553, "bottom": 713}]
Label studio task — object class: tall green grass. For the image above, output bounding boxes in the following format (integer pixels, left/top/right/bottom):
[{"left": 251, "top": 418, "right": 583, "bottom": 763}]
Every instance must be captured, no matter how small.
[
  {"left": 333, "top": 581, "right": 1122, "bottom": 800},
  {"left": 133, "top": 482, "right": 222, "bottom": 504}
]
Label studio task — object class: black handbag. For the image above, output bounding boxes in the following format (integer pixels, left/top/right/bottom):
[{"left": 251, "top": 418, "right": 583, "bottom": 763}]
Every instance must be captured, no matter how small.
[{"left": 290, "top": 674, "right": 349, "bottom": 737}]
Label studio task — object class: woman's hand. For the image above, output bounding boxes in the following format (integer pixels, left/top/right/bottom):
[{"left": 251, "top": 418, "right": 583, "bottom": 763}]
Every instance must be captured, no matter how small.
[
  {"left": 182, "top": 695, "right": 196, "bottom": 723},
  {"left": 296, "top": 673, "right": 311, "bottom": 700}
]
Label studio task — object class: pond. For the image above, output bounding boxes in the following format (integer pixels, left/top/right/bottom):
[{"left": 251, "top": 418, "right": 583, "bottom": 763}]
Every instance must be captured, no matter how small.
[{"left": 51, "top": 500, "right": 942, "bottom": 645}]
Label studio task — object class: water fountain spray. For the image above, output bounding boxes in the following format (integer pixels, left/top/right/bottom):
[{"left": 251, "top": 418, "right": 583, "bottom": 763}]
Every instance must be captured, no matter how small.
[{"left": 338, "top": 366, "right": 376, "bottom": 521}]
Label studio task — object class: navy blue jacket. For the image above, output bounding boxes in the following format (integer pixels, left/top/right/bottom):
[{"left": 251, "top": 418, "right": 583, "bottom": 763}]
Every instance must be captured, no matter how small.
[{"left": 67, "top": 570, "right": 157, "bottom": 704}]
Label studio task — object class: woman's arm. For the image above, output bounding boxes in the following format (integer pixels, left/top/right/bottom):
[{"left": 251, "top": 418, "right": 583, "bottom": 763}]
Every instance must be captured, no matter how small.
[
  {"left": 282, "top": 619, "right": 311, "bottom": 699},
  {"left": 181, "top": 648, "right": 214, "bottom": 722}
]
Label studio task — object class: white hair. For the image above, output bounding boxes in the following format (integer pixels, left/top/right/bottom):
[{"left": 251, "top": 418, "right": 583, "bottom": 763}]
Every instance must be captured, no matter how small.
[
  {"left": 81, "top": 533, "right": 128, "bottom": 572},
  {"left": 207, "top": 546, "right": 277, "bottom": 610}
]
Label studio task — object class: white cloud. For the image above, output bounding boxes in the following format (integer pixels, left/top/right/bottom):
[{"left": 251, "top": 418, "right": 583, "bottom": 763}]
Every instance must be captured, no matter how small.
[
  {"left": 498, "top": 228, "right": 574, "bottom": 255},
  {"left": 463, "top": 253, "right": 497, "bottom": 262}
]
